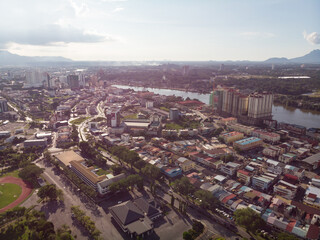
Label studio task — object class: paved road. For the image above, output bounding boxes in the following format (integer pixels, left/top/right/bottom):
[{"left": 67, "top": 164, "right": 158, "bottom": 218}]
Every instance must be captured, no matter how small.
[{"left": 26, "top": 159, "right": 124, "bottom": 240}]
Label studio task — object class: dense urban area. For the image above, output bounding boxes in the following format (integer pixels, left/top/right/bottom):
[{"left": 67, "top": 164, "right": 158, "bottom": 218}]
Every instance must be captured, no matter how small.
[{"left": 0, "top": 62, "right": 320, "bottom": 240}]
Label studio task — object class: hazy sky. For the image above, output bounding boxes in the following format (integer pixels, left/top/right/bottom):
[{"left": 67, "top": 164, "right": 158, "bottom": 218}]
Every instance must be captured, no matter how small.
[{"left": 0, "top": 0, "right": 319, "bottom": 61}]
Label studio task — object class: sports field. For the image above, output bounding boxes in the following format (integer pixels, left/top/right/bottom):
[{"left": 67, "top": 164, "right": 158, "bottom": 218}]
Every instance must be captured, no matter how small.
[
  {"left": 0, "top": 176, "right": 33, "bottom": 213},
  {"left": 0, "top": 183, "right": 22, "bottom": 209}
]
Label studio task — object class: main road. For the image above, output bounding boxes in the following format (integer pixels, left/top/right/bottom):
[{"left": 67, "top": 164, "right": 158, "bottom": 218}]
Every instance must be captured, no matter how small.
[{"left": 25, "top": 159, "right": 124, "bottom": 240}]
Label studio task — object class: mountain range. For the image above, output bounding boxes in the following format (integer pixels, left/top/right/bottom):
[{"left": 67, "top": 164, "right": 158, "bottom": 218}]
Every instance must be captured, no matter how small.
[
  {"left": 0, "top": 49, "right": 319, "bottom": 66},
  {"left": 265, "top": 49, "right": 320, "bottom": 64},
  {"left": 0, "top": 50, "right": 72, "bottom": 65}
]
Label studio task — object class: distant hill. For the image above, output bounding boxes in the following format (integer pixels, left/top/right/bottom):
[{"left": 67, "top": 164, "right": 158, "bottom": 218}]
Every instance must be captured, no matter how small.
[
  {"left": 264, "top": 57, "right": 290, "bottom": 64},
  {"left": 290, "top": 49, "right": 320, "bottom": 64},
  {"left": 265, "top": 49, "right": 320, "bottom": 64},
  {"left": 0, "top": 50, "right": 72, "bottom": 65}
]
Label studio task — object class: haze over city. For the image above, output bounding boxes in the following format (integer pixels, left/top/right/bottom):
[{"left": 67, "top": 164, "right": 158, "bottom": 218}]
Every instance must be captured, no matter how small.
[
  {"left": 1, "top": 1, "right": 320, "bottom": 240},
  {"left": 0, "top": 0, "right": 319, "bottom": 61}
]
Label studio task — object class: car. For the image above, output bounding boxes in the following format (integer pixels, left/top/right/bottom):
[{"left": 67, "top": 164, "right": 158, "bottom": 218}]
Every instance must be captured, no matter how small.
[{"left": 117, "top": 201, "right": 122, "bottom": 204}]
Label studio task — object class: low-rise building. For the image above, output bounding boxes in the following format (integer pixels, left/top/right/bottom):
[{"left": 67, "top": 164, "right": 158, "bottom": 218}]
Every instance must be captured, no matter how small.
[
  {"left": 220, "top": 162, "right": 241, "bottom": 176},
  {"left": 263, "top": 146, "right": 281, "bottom": 158},
  {"left": 233, "top": 137, "right": 263, "bottom": 151},
  {"left": 237, "top": 169, "right": 251, "bottom": 185},
  {"left": 227, "top": 123, "right": 256, "bottom": 135},
  {"left": 110, "top": 198, "right": 161, "bottom": 238},
  {"left": 97, "top": 173, "right": 126, "bottom": 195},
  {"left": 273, "top": 180, "right": 298, "bottom": 200},
  {"left": 252, "top": 129, "right": 280, "bottom": 143},
  {"left": 24, "top": 139, "right": 47, "bottom": 148},
  {"left": 302, "top": 153, "right": 320, "bottom": 170},
  {"left": 177, "top": 157, "right": 195, "bottom": 172},
  {"left": 220, "top": 131, "right": 244, "bottom": 144},
  {"left": 279, "top": 153, "right": 297, "bottom": 164},
  {"left": 252, "top": 173, "right": 275, "bottom": 191}
]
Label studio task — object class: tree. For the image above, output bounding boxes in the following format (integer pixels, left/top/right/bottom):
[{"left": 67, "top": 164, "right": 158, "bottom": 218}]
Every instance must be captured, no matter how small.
[
  {"left": 37, "top": 184, "right": 64, "bottom": 202},
  {"left": 111, "top": 164, "right": 123, "bottom": 175},
  {"left": 18, "top": 163, "right": 43, "bottom": 183},
  {"left": 194, "top": 190, "right": 217, "bottom": 209},
  {"left": 57, "top": 224, "right": 74, "bottom": 240},
  {"left": 172, "top": 177, "right": 195, "bottom": 196},
  {"left": 183, "top": 231, "right": 193, "bottom": 240},
  {"left": 126, "top": 151, "right": 140, "bottom": 169},
  {"left": 234, "top": 208, "right": 265, "bottom": 232},
  {"left": 141, "top": 164, "right": 161, "bottom": 180},
  {"left": 277, "top": 232, "right": 299, "bottom": 240}
]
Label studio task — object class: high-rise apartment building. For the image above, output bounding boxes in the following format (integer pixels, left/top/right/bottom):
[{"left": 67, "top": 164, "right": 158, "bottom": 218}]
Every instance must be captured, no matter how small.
[
  {"left": 0, "top": 98, "right": 8, "bottom": 113},
  {"left": 247, "top": 92, "right": 273, "bottom": 119},
  {"left": 24, "top": 70, "right": 49, "bottom": 88},
  {"left": 106, "top": 109, "right": 120, "bottom": 128},
  {"left": 67, "top": 75, "right": 79, "bottom": 90}
]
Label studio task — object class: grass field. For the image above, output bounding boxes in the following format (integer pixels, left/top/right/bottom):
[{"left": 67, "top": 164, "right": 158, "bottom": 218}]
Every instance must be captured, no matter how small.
[
  {"left": 0, "top": 183, "right": 22, "bottom": 208},
  {"left": 1, "top": 170, "right": 20, "bottom": 178},
  {"left": 70, "top": 117, "right": 90, "bottom": 125}
]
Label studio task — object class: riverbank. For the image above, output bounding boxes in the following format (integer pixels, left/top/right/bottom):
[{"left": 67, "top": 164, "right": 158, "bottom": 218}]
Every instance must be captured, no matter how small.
[
  {"left": 112, "top": 83, "right": 211, "bottom": 94},
  {"left": 113, "top": 84, "right": 320, "bottom": 128}
]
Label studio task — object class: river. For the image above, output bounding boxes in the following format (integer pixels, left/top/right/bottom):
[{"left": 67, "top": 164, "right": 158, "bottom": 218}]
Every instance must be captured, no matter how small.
[{"left": 113, "top": 85, "right": 320, "bottom": 129}]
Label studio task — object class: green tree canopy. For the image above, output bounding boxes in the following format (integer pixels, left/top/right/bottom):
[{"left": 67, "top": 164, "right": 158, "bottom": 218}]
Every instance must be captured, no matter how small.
[
  {"left": 234, "top": 208, "right": 265, "bottom": 232},
  {"left": 18, "top": 163, "right": 43, "bottom": 183},
  {"left": 172, "top": 176, "right": 195, "bottom": 196},
  {"left": 37, "top": 184, "right": 64, "bottom": 202}
]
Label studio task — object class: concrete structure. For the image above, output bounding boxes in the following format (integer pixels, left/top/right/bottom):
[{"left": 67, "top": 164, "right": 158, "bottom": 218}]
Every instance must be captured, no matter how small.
[
  {"left": 263, "top": 146, "right": 281, "bottom": 158},
  {"left": 97, "top": 173, "right": 126, "bottom": 195},
  {"left": 302, "top": 153, "right": 320, "bottom": 170},
  {"left": 106, "top": 109, "right": 120, "bottom": 128},
  {"left": 55, "top": 150, "right": 84, "bottom": 166},
  {"left": 247, "top": 92, "right": 273, "bottom": 119},
  {"left": 0, "top": 98, "right": 8, "bottom": 113},
  {"left": 145, "top": 101, "right": 154, "bottom": 108},
  {"left": 24, "top": 139, "right": 47, "bottom": 148},
  {"left": 67, "top": 75, "right": 79, "bottom": 90},
  {"left": 252, "top": 129, "right": 280, "bottom": 143},
  {"left": 110, "top": 198, "right": 161, "bottom": 238},
  {"left": 220, "top": 162, "right": 240, "bottom": 176},
  {"left": 233, "top": 137, "right": 263, "bottom": 151},
  {"left": 169, "top": 108, "right": 179, "bottom": 121},
  {"left": 0, "top": 131, "right": 10, "bottom": 138},
  {"left": 227, "top": 123, "right": 255, "bottom": 135},
  {"left": 220, "top": 131, "right": 244, "bottom": 143},
  {"left": 252, "top": 174, "right": 275, "bottom": 191},
  {"left": 70, "top": 160, "right": 106, "bottom": 189},
  {"left": 237, "top": 169, "right": 251, "bottom": 185},
  {"left": 24, "top": 70, "right": 48, "bottom": 88},
  {"left": 177, "top": 157, "right": 195, "bottom": 172},
  {"left": 273, "top": 180, "right": 298, "bottom": 200},
  {"left": 36, "top": 132, "right": 52, "bottom": 139}
]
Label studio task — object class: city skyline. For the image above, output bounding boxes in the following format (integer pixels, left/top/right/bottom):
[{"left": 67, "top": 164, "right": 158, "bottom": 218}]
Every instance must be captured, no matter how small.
[{"left": 0, "top": 0, "right": 319, "bottom": 61}]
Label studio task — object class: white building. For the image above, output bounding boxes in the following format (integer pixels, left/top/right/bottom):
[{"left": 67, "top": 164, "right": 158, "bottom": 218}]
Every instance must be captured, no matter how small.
[{"left": 248, "top": 92, "right": 273, "bottom": 119}]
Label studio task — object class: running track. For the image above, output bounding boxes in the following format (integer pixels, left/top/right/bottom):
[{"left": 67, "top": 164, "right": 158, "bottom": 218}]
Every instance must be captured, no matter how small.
[{"left": 0, "top": 176, "right": 33, "bottom": 213}]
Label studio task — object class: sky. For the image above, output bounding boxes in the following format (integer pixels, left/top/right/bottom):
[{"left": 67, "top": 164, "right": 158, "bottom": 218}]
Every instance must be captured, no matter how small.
[{"left": 0, "top": 0, "right": 319, "bottom": 61}]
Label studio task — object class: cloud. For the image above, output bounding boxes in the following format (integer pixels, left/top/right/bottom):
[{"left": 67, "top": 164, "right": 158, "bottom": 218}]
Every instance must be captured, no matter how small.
[
  {"left": 240, "top": 32, "right": 275, "bottom": 39},
  {"left": 0, "top": 24, "right": 114, "bottom": 46},
  {"left": 113, "top": 7, "right": 124, "bottom": 12},
  {"left": 303, "top": 31, "right": 320, "bottom": 45}
]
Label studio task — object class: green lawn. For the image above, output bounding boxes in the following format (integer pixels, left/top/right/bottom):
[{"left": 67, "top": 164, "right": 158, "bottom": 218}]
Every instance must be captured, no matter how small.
[
  {"left": 165, "top": 122, "right": 183, "bottom": 130},
  {"left": 160, "top": 107, "right": 170, "bottom": 112},
  {"left": 0, "top": 183, "right": 22, "bottom": 208},
  {"left": 1, "top": 170, "right": 20, "bottom": 178},
  {"left": 70, "top": 117, "right": 90, "bottom": 125},
  {"left": 123, "top": 114, "right": 138, "bottom": 119},
  {"left": 95, "top": 168, "right": 110, "bottom": 176}
]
